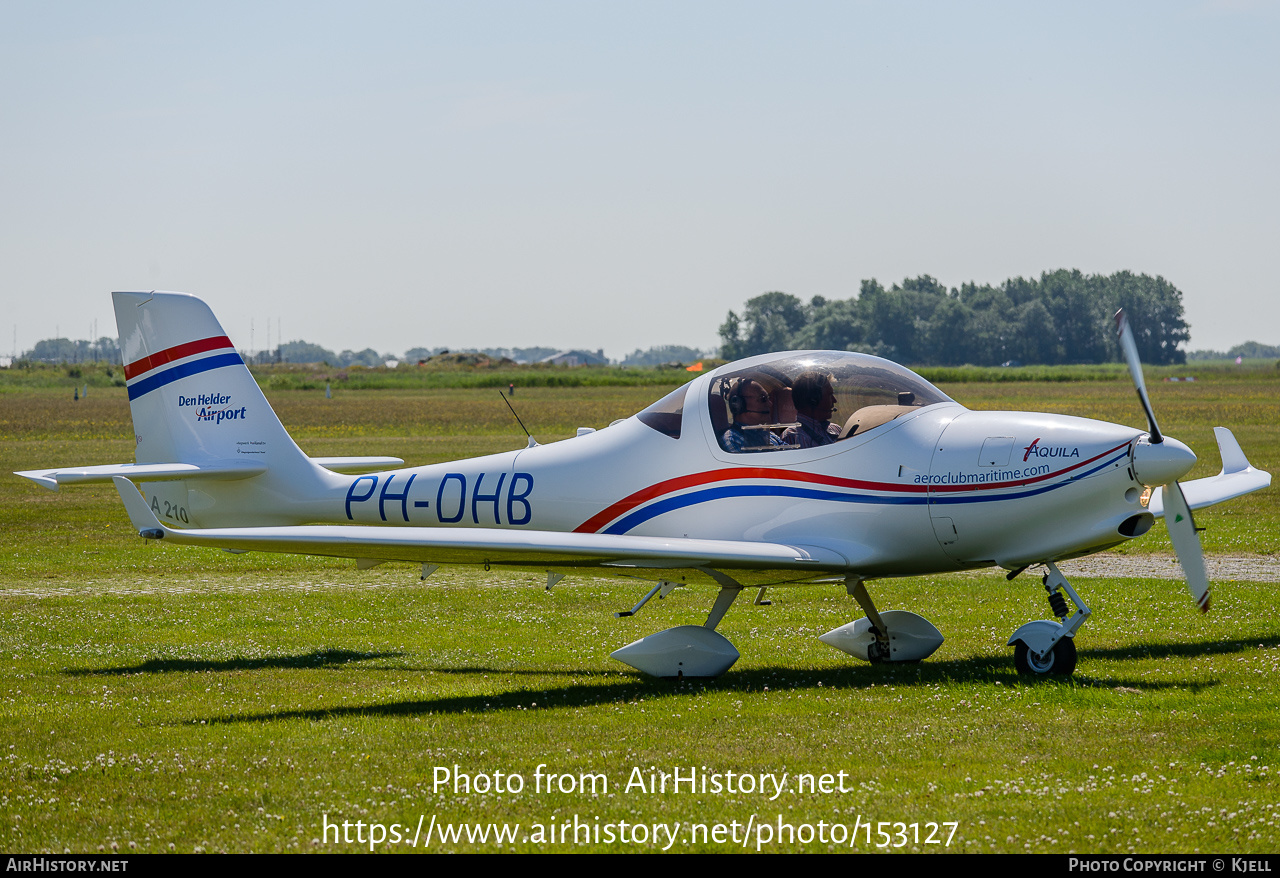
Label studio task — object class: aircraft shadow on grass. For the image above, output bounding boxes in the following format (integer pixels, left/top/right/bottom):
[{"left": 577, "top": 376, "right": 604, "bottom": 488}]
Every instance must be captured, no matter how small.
[
  {"left": 188, "top": 640, "right": 1256, "bottom": 726},
  {"left": 1079, "top": 634, "right": 1280, "bottom": 663},
  {"left": 63, "top": 647, "right": 404, "bottom": 676}
]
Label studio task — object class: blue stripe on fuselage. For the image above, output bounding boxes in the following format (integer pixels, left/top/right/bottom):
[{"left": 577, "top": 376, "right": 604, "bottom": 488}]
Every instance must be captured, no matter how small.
[{"left": 601, "top": 450, "right": 1130, "bottom": 535}]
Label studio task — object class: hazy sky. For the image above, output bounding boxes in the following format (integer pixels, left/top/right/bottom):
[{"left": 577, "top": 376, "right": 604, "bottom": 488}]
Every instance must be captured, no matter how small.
[{"left": 3, "top": 1, "right": 1277, "bottom": 360}]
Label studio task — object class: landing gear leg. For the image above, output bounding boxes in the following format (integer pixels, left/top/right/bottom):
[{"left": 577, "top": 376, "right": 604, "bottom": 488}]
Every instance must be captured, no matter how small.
[
  {"left": 818, "top": 576, "right": 945, "bottom": 663},
  {"left": 847, "top": 577, "right": 891, "bottom": 661},
  {"left": 1008, "top": 561, "right": 1090, "bottom": 676},
  {"left": 702, "top": 578, "right": 743, "bottom": 630}
]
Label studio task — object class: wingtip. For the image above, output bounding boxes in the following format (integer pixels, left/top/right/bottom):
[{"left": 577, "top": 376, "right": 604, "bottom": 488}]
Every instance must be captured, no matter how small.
[{"left": 14, "top": 470, "right": 60, "bottom": 491}]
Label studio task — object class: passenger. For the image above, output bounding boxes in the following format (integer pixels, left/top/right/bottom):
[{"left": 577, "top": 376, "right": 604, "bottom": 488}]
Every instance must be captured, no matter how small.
[
  {"left": 721, "top": 377, "right": 784, "bottom": 452},
  {"left": 781, "top": 370, "right": 839, "bottom": 448}
]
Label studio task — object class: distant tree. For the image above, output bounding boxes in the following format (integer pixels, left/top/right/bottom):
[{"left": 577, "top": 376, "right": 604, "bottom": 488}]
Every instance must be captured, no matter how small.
[
  {"left": 273, "top": 340, "right": 339, "bottom": 365},
  {"left": 718, "top": 311, "right": 744, "bottom": 360},
  {"left": 23, "top": 337, "right": 121, "bottom": 364},
  {"left": 790, "top": 298, "right": 863, "bottom": 352},
  {"left": 27, "top": 338, "right": 79, "bottom": 363},
  {"left": 1006, "top": 298, "right": 1057, "bottom": 365},
  {"left": 918, "top": 294, "right": 974, "bottom": 366},
  {"left": 621, "top": 345, "right": 706, "bottom": 367},
  {"left": 718, "top": 292, "right": 808, "bottom": 359},
  {"left": 88, "top": 337, "right": 121, "bottom": 363},
  {"left": 483, "top": 346, "right": 559, "bottom": 364},
  {"left": 1101, "top": 272, "right": 1190, "bottom": 364},
  {"left": 1227, "top": 341, "right": 1280, "bottom": 359},
  {"left": 338, "top": 348, "right": 386, "bottom": 367},
  {"left": 857, "top": 280, "right": 916, "bottom": 362},
  {"left": 714, "top": 269, "right": 1192, "bottom": 366},
  {"left": 1035, "top": 270, "right": 1108, "bottom": 364}
]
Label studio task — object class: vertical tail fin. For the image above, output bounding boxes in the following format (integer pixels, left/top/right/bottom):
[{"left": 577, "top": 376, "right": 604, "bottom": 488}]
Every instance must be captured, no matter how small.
[
  {"left": 115, "top": 290, "right": 307, "bottom": 470},
  {"left": 114, "top": 291, "right": 332, "bottom": 525}
]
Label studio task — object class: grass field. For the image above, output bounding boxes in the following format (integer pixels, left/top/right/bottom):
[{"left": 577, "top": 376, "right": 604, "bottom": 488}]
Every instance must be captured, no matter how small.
[{"left": 2, "top": 374, "right": 1277, "bottom": 853}]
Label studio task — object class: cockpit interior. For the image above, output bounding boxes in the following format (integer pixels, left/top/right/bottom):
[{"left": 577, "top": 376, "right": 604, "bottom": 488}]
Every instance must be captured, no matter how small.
[{"left": 636, "top": 351, "right": 953, "bottom": 452}]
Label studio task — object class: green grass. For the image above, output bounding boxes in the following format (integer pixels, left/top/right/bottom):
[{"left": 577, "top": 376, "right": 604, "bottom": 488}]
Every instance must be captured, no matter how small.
[
  {"left": 0, "top": 358, "right": 708, "bottom": 394},
  {"left": 1, "top": 377, "right": 1277, "bottom": 853}
]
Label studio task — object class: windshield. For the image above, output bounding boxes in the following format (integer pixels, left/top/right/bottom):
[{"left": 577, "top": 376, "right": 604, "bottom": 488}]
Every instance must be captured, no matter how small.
[{"left": 707, "top": 352, "right": 952, "bottom": 453}]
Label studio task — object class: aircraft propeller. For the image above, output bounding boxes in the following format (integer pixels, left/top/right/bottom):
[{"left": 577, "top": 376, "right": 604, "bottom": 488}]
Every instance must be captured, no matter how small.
[{"left": 1115, "top": 309, "right": 1210, "bottom": 612}]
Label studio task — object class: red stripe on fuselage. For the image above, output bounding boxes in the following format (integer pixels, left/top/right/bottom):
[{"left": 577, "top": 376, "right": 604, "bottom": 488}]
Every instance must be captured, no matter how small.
[
  {"left": 123, "top": 335, "right": 235, "bottom": 380},
  {"left": 573, "top": 440, "right": 1132, "bottom": 534},
  {"left": 574, "top": 468, "right": 920, "bottom": 534}
]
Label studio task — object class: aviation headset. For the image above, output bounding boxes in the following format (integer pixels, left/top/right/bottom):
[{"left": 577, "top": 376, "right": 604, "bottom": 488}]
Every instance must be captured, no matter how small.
[
  {"left": 790, "top": 371, "right": 834, "bottom": 410},
  {"left": 723, "top": 377, "right": 772, "bottom": 417}
]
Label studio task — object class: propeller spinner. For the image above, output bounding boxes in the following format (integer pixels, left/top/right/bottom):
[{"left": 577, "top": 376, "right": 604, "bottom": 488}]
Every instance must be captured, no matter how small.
[{"left": 1115, "top": 309, "right": 1210, "bottom": 612}]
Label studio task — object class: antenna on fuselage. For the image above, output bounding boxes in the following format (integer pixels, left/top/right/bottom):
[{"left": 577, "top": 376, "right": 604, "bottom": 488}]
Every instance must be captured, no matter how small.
[{"left": 499, "top": 391, "right": 538, "bottom": 448}]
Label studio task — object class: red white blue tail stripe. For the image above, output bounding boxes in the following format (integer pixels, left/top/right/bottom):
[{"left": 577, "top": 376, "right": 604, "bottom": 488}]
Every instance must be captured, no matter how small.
[{"left": 123, "top": 335, "right": 242, "bottom": 400}]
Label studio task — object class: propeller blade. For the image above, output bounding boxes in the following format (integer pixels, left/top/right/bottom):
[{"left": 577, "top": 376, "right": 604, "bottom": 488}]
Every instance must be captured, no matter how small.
[
  {"left": 1115, "top": 311, "right": 1208, "bottom": 610},
  {"left": 1163, "top": 478, "right": 1210, "bottom": 613},
  {"left": 1115, "top": 309, "right": 1163, "bottom": 444}
]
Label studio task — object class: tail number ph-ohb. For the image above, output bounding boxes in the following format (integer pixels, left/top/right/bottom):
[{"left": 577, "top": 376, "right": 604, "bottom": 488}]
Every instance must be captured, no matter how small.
[{"left": 345, "top": 472, "right": 534, "bottom": 525}]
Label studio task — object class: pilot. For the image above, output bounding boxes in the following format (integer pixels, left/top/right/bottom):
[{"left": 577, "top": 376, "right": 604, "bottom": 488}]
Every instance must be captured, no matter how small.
[
  {"left": 721, "top": 377, "right": 784, "bottom": 452},
  {"left": 781, "top": 370, "right": 839, "bottom": 448}
]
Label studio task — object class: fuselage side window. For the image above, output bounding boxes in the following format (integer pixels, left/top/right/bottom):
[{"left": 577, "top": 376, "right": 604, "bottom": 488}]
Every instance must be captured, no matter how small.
[
  {"left": 636, "top": 383, "right": 689, "bottom": 439},
  {"left": 710, "top": 372, "right": 795, "bottom": 453}
]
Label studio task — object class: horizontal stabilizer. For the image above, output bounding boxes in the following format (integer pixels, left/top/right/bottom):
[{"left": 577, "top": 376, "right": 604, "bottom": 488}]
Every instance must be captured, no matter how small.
[
  {"left": 1148, "top": 428, "right": 1271, "bottom": 517},
  {"left": 16, "top": 460, "right": 268, "bottom": 491},
  {"left": 19, "top": 455, "right": 404, "bottom": 490}
]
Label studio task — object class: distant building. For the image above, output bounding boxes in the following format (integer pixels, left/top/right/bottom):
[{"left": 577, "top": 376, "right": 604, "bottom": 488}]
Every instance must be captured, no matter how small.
[{"left": 540, "top": 349, "right": 609, "bottom": 367}]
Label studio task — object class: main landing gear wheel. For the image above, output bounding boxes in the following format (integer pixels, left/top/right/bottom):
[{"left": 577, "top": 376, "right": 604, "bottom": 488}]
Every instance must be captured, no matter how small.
[{"left": 1013, "top": 637, "right": 1077, "bottom": 676}]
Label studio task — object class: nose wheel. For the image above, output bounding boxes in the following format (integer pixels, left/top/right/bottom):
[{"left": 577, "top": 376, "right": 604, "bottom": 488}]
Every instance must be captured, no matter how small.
[
  {"left": 1007, "top": 562, "right": 1089, "bottom": 677},
  {"left": 1013, "top": 636, "right": 1077, "bottom": 676}
]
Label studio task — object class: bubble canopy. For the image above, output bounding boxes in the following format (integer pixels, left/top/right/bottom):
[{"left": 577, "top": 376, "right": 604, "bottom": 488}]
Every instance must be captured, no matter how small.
[{"left": 636, "top": 351, "right": 954, "bottom": 445}]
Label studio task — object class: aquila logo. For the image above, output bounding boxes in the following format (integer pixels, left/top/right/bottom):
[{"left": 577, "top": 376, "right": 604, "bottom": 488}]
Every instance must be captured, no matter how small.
[{"left": 1023, "top": 437, "right": 1080, "bottom": 462}]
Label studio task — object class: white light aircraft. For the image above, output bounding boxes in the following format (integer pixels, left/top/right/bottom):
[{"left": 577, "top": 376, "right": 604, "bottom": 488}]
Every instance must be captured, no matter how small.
[{"left": 17, "top": 292, "right": 1271, "bottom": 678}]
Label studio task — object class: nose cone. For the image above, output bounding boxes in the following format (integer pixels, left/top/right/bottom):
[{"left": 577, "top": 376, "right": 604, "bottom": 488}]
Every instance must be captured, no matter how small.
[{"left": 1132, "top": 435, "right": 1197, "bottom": 487}]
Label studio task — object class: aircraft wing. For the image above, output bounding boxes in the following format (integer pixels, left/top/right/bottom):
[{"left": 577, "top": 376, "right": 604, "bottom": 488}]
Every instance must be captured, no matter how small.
[
  {"left": 112, "top": 477, "right": 852, "bottom": 579},
  {"left": 1148, "top": 427, "right": 1271, "bottom": 517}
]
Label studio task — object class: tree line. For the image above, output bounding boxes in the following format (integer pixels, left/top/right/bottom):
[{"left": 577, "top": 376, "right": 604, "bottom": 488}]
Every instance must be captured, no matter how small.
[
  {"left": 7, "top": 270, "right": 1238, "bottom": 369},
  {"left": 719, "top": 270, "right": 1192, "bottom": 366},
  {"left": 13, "top": 336, "right": 708, "bottom": 369}
]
